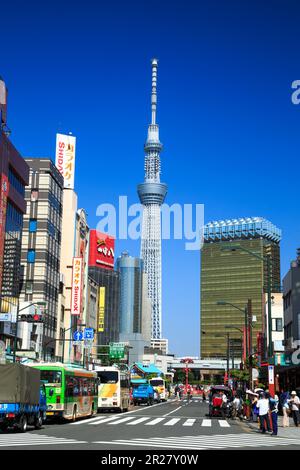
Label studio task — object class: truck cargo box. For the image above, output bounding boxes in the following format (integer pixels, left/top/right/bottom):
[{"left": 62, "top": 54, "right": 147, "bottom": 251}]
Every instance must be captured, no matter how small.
[{"left": 0, "top": 364, "right": 40, "bottom": 405}]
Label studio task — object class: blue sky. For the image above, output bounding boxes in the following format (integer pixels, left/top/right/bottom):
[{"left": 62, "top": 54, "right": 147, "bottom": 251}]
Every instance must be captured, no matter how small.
[{"left": 1, "top": 0, "right": 300, "bottom": 356}]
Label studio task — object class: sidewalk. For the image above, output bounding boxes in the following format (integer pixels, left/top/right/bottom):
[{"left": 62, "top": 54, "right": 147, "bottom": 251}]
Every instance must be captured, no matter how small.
[{"left": 247, "top": 416, "right": 300, "bottom": 438}]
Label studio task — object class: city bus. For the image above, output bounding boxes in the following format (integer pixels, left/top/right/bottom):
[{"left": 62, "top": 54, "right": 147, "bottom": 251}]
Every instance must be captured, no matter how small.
[
  {"left": 149, "top": 377, "right": 167, "bottom": 401},
  {"left": 28, "top": 363, "right": 98, "bottom": 421},
  {"left": 95, "top": 366, "right": 130, "bottom": 412}
]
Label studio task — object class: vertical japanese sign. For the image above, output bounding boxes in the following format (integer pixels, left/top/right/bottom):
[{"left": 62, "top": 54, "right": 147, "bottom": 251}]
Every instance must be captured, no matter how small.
[
  {"left": 71, "top": 257, "right": 83, "bottom": 315},
  {"left": 55, "top": 133, "right": 76, "bottom": 189},
  {"left": 0, "top": 173, "right": 9, "bottom": 292},
  {"left": 98, "top": 287, "right": 105, "bottom": 332}
]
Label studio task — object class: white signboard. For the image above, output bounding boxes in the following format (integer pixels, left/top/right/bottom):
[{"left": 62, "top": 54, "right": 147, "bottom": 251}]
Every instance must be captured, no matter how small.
[
  {"left": 71, "top": 257, "right": 83, "bottom": 316},
  {"left": 0, "top": 314, "right": 11, "bottom": 322},
  {"left": 268, "top": 365, "right": 274, "bottom": 385},
  {"left": 55, "top": 133, "right": 76, "bottom": 189}
]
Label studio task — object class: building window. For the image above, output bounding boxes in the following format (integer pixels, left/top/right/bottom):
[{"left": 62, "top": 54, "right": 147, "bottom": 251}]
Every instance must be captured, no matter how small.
[
  {"left": 31, "top": 189, "right": 39, "bottom": 202},
  {"left": 29, "top": 219, "right": 37, "bottom": 232},
  {"left": 25, "top": 280, "right": 33, "bottom": 294},
  {"left": 272, "top": 318, "right": 283, "bottom": 332},
  {"left": 27, "top": 250, "right": 36, "bottom": 263}
]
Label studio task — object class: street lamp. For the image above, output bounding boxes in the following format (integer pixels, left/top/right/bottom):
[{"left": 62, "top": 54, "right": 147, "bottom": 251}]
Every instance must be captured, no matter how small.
[
  {"left": 224, "top": 326, "right": 243, "bottom": 369},
  {"left": 214, "top": 333, "right": 231, "bottom": 384},
  {"left": 221, "top": 244, "right": 273, "bottom": 359},
  {"left": 216, "top": 300, "right": 250, "bottom": 359}
]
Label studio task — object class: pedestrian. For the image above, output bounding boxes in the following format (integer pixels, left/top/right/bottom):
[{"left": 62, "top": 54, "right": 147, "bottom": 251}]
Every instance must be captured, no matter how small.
[
  {"left": 280, "top": 390, "right": 290, "bottom": 427},
  {"left": 221, "top": 392, "right": 228, "bottom": 419},
  {"left": 288, "top": 391, "right": 300, "bottom": 427},
  {"left": 257, "top": 392, "right": 271, "bottom": 433},
  {"left": 269, "top": 394, "right": 279, "bottom": 436}
]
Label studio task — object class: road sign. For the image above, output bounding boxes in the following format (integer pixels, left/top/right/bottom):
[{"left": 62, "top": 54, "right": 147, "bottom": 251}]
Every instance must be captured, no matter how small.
[
  {"left": 84, "top": 328, "right": 94, "bottom": 340},
  {"left": 84, "top": 340, "right": 93, "bottom": 349},
  {"left": 252, "top": 368, "right": 259, "bottom": 380},
  {"left": 73, "top": 331, "right": 83, "bottom": 341},
  {"left": 0, "top": 314, "right": 11, "bottom": 322},
  {"left": 109, "top": 342, "right": 125, "bottom": 359}
]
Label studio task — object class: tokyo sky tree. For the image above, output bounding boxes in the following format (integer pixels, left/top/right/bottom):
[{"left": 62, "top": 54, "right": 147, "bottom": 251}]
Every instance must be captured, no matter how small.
[{"left": 137, "top": 59, "right": 167, "bottom": 339}]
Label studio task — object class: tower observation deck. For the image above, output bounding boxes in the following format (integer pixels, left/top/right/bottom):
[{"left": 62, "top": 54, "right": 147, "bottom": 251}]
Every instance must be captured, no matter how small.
[{"left": 137, "top": 59, "right": 167, "bottom": 339}]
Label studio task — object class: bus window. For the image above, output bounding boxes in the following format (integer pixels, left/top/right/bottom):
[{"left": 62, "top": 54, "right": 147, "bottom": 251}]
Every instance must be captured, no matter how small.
[
  {"left": 40, "top": 370, "right": 62, "bottom": 384},
  {"left": 97, "top": 371, "right": 118, "bottom": 384}
]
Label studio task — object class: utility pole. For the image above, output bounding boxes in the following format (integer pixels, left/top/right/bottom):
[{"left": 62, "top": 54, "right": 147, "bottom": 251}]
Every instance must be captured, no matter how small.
[{"left": 247, "top": 299, "right": 253, "bottom": 389}]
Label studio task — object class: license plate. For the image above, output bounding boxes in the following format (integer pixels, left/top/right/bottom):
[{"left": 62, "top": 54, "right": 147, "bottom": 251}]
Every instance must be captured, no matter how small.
[{"left": 46, "top": 412, "right": 54, "bottom": 415}]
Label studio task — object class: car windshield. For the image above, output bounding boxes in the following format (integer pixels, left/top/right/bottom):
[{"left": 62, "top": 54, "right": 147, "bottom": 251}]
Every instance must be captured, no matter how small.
[{"left": 40, "top": 370, "right": 62, "bottom": 384}]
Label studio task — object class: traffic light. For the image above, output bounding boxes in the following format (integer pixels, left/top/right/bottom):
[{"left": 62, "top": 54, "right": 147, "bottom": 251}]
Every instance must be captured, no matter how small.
[{"left": 19, "top": 313, "right": 43, "bottom": 323}]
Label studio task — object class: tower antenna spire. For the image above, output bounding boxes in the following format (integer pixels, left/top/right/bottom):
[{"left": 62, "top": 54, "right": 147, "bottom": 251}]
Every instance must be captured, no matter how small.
[{"left": 151, "top": 58, "right": 158, "bottom": 125}]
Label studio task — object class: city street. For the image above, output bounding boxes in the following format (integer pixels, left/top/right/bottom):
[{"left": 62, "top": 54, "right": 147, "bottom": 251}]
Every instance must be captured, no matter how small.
[{"left": 1, "top": 398, "right": 300, "bottom": 450}]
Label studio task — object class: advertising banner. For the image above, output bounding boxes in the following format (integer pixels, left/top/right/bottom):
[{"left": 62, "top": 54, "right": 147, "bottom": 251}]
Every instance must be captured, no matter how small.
[
  {"left": 88, "top": 230, "right": 115, "bottom": 269},
  {"left": 0, "top": 173, "right": 9, "bottom": 292},
  {"left": 55, "top": 133, "right": 76, "bottom": 189},
  {"left": 71, "top": 257, "right": 83, "bottom": 315},
  {"left": 98, "top": 287, "right": 105, "bottom": 332}
]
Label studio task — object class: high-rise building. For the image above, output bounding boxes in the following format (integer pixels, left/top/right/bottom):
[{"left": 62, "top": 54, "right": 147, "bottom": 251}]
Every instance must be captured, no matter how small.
[
  {"left": 116, "top": 251, "right": 151, "bottom": 364},
  {"left": 137, "top": 59, "right": 167, "bottom": 340},
  {"left": 0, "top": 76, "right": 29, "bottom": 351},
  {"left": 200, "top": 217, "right": 281, "bottom": 359},
  {"left": 58, "top": 186, "right": 90, "bottom": 364},
  {"left": 88, "top": 230, "right": 119, "bottom": 348},
  {"left": 283, "top": 249, "right": 300, "bottom": 354},
  {"left": 19, "top": 158, "right": 63, "bottom": 360},
  {"left": 117, "top": 252, "right": 143, "bottom": 335},
  {"left": 88, "top": 267, "right": 120, "bottom": 346}
]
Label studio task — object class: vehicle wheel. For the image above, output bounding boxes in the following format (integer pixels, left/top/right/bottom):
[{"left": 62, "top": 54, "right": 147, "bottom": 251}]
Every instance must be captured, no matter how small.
[
  {"left": 72, "top": 406, "right": 77, "bottom": 422},
  {"left": 19, "top": 415, "right": 28, "bottom": 433},
  {"left": 34, "top": 413, "right": 43, "bottom": 429}
]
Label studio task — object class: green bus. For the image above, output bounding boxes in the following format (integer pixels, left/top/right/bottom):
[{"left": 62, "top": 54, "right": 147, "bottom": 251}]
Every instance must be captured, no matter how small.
[{"left": 28, "top": 362, "right": 98, "bottom": 421}]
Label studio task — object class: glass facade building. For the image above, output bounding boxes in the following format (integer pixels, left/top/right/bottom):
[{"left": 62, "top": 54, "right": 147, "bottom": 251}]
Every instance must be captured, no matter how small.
[
  {"left": 116, "top": 252, "right": 143, "bottom": 335},
  {"left": 200, "top": 217, "right": 281, "bottom": 359}
]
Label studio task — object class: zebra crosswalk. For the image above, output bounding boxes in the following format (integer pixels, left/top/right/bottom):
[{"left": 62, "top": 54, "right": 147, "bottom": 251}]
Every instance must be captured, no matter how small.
[
  {"left": 0, "top": 433, "right": 86, "bottom": 447},
  {"left": 93, "top": 433, "right": 300, "bottom": 450},
  {"left": 72, "top": 415, "right": 231, "bottom": 428}
]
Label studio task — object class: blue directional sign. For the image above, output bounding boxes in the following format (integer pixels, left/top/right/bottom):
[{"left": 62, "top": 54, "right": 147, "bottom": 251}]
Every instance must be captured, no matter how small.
[
  {"left": 84, "top": 328, "right": 94, "bottom": 340},
  {"left": 73, "top": 331, "right": 83, "bottom": 341}
]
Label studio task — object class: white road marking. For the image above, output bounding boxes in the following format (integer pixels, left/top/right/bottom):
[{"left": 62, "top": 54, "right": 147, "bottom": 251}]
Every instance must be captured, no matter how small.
[
  {"left": 0, "top": 434, "right": 86, "bottom": 447},
  {"left": 183, "top": 419, "right": 196, "bottom": 426},
  {"left": 145, "top": 418, "right": 165, "bottom": 425},
  {"left": 88, "top": 416, "right": 121, "bottom": 425},
  {"left": 163, "top": 406, "right": 183, "bottom": 417},
  {"left": 164, "top": 418, "right": 181, "bottom": 426},
  {"left": 108, "top": 416, "right": 136, "bottom": 425},
  {"left": 201, "top": 419, "right": 211, "bottom": 427},
  {"left": 127, "top": 417, "right": 150, "bottom": 425},
  {"left": 93, "top": 433, "right": 300, "bottom": 450},
  {"left": 218, "top": 420, "right": 230, "bottom": 427}
]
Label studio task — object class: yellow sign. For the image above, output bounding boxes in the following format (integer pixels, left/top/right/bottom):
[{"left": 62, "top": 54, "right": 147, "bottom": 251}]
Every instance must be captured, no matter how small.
[{"left": 98, "top": 287, "right": 105, "bottom": 332}]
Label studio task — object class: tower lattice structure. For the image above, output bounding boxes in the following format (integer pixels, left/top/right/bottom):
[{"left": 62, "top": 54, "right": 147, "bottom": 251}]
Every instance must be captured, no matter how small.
[{"left": 137, "top": 59, "right": 167, "bottom": 340}]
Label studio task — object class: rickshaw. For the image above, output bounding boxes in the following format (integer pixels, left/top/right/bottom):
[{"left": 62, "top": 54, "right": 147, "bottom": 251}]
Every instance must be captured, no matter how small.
[{"left": 208, "top": 385, "right": 233, "bottom": 417}]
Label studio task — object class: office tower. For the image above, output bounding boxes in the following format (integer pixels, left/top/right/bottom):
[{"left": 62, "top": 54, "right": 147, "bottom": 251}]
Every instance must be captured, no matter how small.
[
  {"left": 200, "top": 217, "right": 281, "bottom": 358},
  {"left": 19, "top": 158, "right": 63, "bottom": 360},
  {"left": 0, "top": 76, "right": 29, "bottom": 352}
]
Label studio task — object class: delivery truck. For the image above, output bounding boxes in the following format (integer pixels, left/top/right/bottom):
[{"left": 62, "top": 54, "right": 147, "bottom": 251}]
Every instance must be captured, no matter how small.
[{"left": 0, "top": 363, "right": 47, "bottom": 432}]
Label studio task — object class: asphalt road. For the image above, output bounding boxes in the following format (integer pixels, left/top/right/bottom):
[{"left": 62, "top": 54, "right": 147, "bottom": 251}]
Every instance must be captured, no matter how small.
[{"left": 1, "top": 398, "right": 300, "bottom": 450}]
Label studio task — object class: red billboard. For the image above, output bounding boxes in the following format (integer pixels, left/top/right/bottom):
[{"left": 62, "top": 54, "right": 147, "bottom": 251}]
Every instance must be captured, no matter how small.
[{"left": 89, "top": 230, "right": 115, "bottom": 270}]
